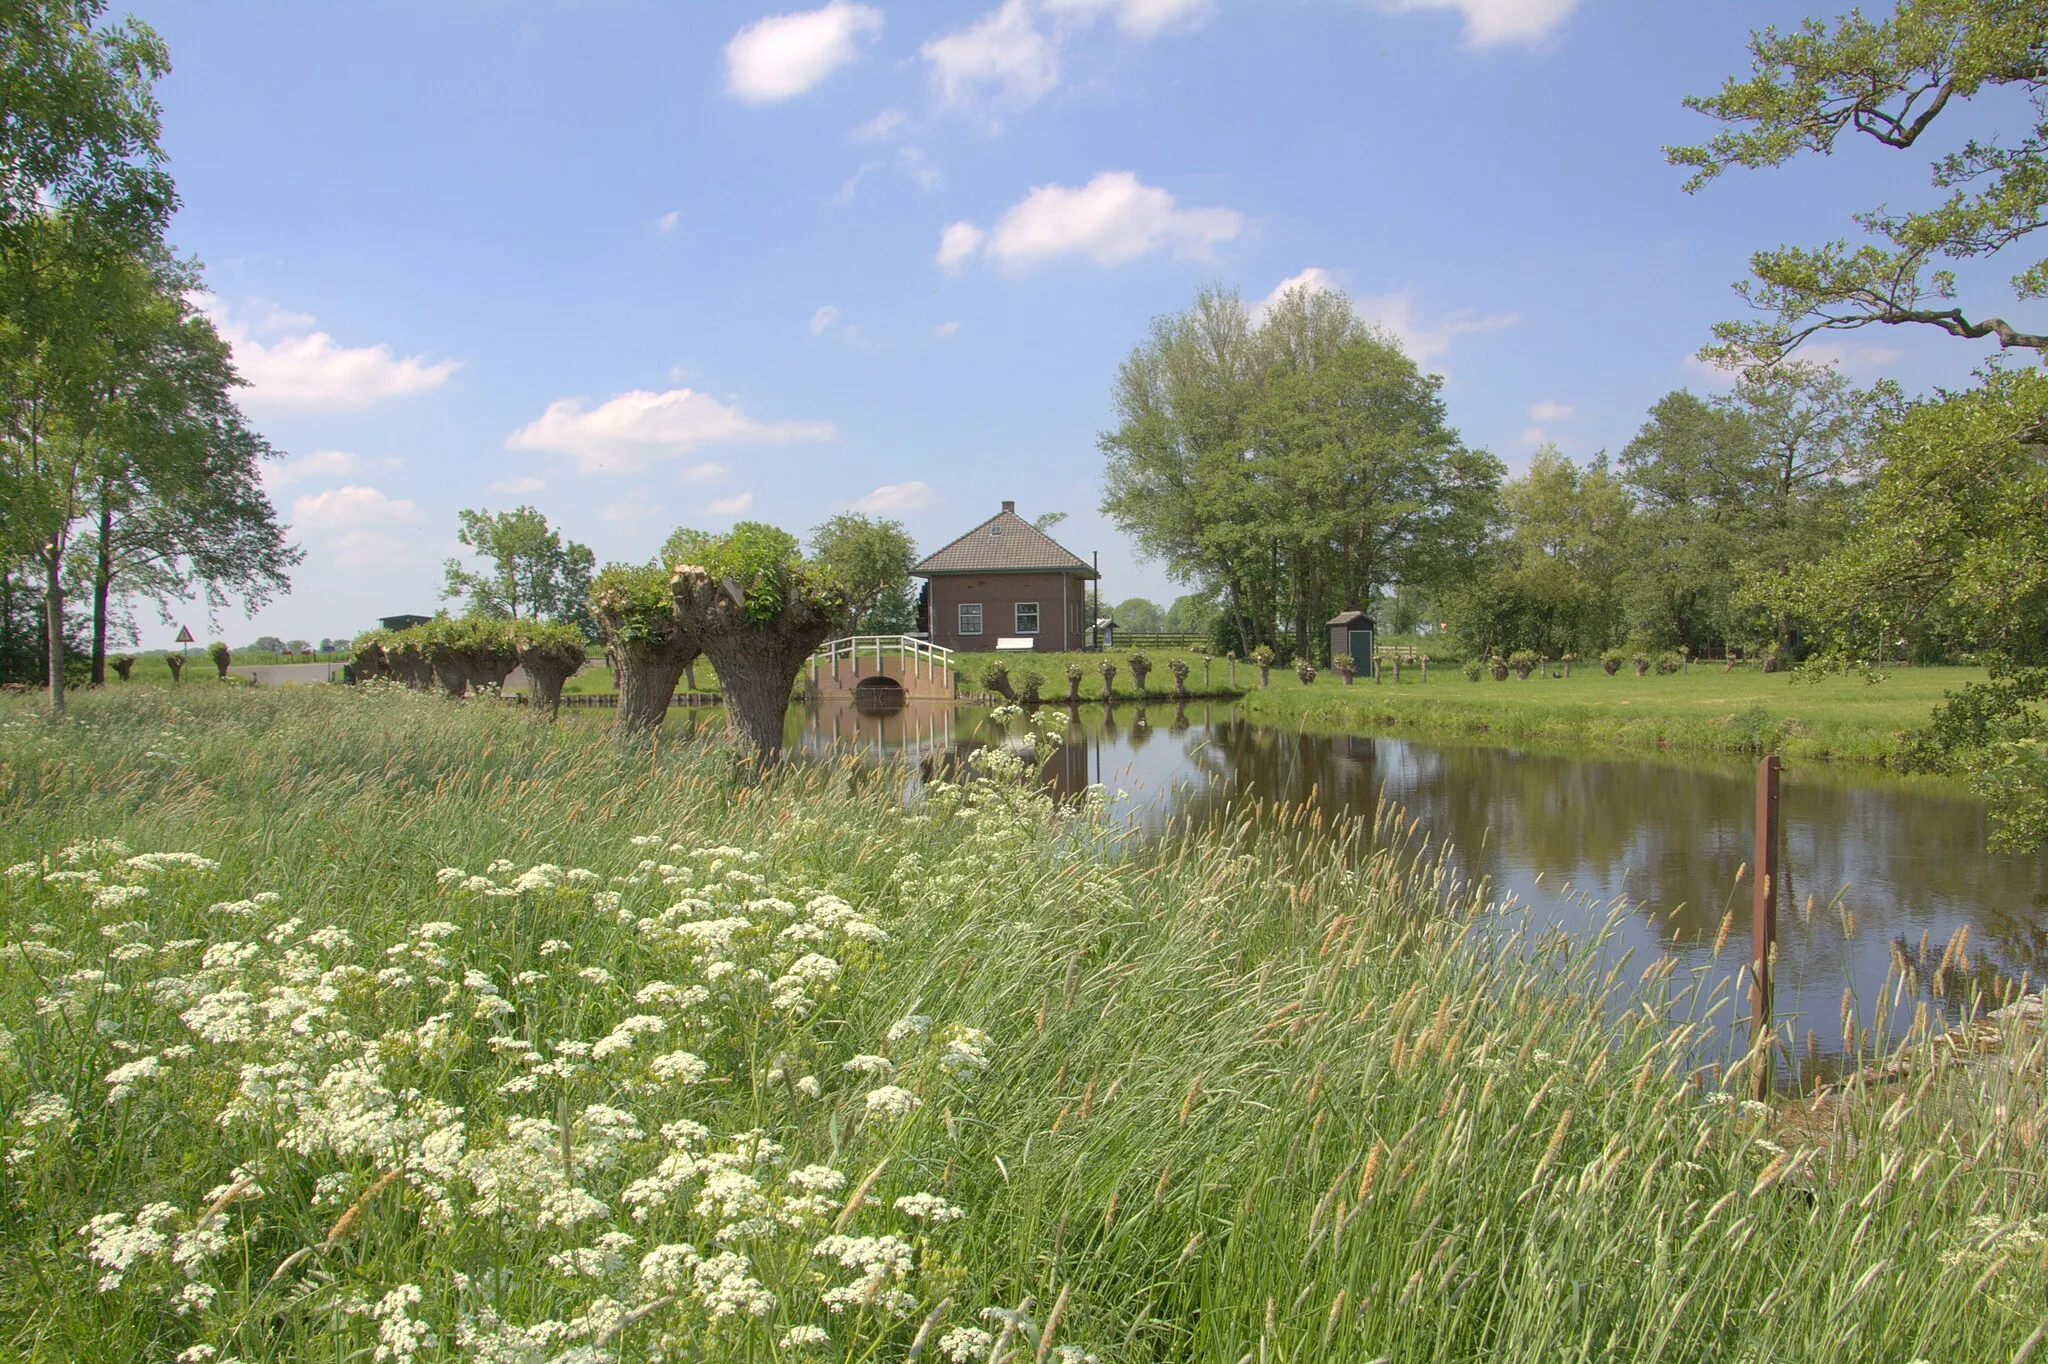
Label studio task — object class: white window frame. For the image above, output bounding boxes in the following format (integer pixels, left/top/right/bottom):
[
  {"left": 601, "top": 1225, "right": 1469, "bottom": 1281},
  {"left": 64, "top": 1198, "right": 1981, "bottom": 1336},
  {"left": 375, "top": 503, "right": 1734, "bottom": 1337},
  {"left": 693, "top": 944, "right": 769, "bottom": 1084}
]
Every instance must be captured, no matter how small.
[
  {"left": 958, "top": 602, "right": 984, "bottom": 636},
  {"left": 1014, "top": 601, "right": 1040, "bottom": 635}
]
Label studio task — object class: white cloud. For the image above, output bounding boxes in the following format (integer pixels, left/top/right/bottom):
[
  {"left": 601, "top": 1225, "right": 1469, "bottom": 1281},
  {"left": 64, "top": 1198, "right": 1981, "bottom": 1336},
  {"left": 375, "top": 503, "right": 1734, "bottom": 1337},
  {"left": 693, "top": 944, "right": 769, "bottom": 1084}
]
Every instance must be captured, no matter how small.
[
  {"left": 854, "top": 107, "right": 909, "bottom": 140},
  {"left": 506, "top": 387, "right": 836, "bottom": 474},
  {"left": 1252, "top": 267, "right": 1338, "bottom": 319},
  {"left": 657, "top": 210, "right": 682, "bottom": 232},
  {"left": 705, "top": 492, "right": 756, "bottom": 516},
  {"left": 936, "top": 221, "right": 987, "bottom": 272},
  {"left": 290, "top": 484, "right": 420, "bottom": 528},
  {"left": 934, "top": 320, "right": 962, "bottom": 337},
  {"left": 725, "top": 2, "right": 883, "bottom": 102},
  {"left": 1354, "top": 291, "right": 1517, "bottom": 362},
  {"left": 810, "top": 304, "right": 842, "bottom": 335},
  {"left": 198, "top": 295, "right": 459, "bottom": 413},
  {"left": 682, "top": 461, "right": 729, "bottom": 482},
  {"left": 1528, "top": 399, "right": 1574, "bottom": 422},
  {"left": 601, "top": 494, "right": 665, "bottom": 523},
  {"left": 265, "top": 449, "right": 402, "bottom": 490},
  {"left": 853, "top": 480, "right": 939, "bottom": 513},
  {"left": 943, "top": 171, "right": 1243, "bottom": 271},
  {"left": 922, "top": 0, "right": 1059, "bottom": 107},
  {"left": 491, "top": 476, "right": 547, "bottom": 495},
  {"left": 1384, "top": 0, "right": 1577, "bottom": 49},
  {"left": 1045, "top": 0, "right": 1213, "bottom": 38}
]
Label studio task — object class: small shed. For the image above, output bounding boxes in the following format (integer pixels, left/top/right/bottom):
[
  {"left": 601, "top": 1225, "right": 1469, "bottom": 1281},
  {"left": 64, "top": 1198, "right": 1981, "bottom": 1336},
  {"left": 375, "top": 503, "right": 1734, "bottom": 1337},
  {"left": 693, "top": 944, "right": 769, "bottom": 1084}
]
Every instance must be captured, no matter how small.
[{"left": 1327, "top": 610, "right": 1376, "bottom": 671}]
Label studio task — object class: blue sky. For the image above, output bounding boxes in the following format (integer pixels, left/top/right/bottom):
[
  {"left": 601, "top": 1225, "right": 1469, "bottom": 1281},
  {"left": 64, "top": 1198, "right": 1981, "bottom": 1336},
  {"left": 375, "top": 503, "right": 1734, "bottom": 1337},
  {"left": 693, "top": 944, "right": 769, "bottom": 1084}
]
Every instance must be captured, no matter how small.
[{"left": 126, "top": 0, "right": 2014, "bottom": 647}]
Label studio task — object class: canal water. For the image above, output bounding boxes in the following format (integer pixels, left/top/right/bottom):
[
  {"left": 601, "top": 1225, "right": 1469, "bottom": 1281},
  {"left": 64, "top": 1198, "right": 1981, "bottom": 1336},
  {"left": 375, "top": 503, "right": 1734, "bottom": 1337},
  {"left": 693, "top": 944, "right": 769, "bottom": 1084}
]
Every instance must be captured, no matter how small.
[{"left": 783, "top": 697, "right": 2048, "bottom": 1069}]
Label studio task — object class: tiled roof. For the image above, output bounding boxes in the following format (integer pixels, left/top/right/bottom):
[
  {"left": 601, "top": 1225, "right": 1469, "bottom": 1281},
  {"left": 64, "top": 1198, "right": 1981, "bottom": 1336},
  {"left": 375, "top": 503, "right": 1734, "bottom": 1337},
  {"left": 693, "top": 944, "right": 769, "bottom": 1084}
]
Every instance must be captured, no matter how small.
[{"left": 913, "top": 506, "right": 1099, "bottom": 578}]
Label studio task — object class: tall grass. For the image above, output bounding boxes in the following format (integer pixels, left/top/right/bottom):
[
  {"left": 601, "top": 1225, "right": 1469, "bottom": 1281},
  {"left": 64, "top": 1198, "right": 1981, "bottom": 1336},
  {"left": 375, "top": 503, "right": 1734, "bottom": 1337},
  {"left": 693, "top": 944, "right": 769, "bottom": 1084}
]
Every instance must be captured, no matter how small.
[{"left": 0, "top": 686, "right": 2040, "bottom": 1362}]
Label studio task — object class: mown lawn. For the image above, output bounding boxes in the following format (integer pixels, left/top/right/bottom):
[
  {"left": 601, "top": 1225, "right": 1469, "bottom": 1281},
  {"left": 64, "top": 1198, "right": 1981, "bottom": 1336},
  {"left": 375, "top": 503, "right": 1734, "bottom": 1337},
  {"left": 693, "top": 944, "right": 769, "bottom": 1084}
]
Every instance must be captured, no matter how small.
[
  {"left": 1234, "top": 660, "right": 1984, "bottom": 763},
  {"left": 0, "top": 685, "right": 2039, "bottom": 1362}
]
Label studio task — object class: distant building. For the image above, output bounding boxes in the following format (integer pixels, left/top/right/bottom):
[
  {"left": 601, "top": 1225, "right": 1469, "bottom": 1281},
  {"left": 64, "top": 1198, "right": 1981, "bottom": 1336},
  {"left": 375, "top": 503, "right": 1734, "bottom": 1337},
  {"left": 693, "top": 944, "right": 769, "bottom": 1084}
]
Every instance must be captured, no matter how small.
[
  {"left": 380, "top": 614, "right": 431, "bottom": 632},
  {"left": 912, "top": 501, "right": 1099, "bottom": 653}
]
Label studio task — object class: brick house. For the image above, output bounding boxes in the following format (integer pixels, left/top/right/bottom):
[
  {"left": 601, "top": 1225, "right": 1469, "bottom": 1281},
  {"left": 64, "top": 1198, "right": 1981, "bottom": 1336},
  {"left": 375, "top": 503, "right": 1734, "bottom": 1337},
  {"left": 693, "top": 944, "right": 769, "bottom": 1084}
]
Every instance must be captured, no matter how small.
[{"left": 913, "top": 501, "right": 1099, "bottom": 653}]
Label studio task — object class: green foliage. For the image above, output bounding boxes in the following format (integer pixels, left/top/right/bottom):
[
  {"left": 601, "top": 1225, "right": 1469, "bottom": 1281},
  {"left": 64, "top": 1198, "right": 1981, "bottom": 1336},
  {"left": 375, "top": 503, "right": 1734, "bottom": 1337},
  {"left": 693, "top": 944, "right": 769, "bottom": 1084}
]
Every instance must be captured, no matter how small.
[
  {"left": 1754, "top": 365, "right": 2048, "bottom": 662},
  {"left": 1250, "top": 644, "right": 1275, "bottom": 667},
  {"left": 1656, "top": 651, "right": 1685, "bottom": 676},
  {"left": 510, "top": 618, "right": 589, "bottom": 672},
  {"left": 1508, "top": 649, "right": 1539, "bottom": 679},
  {"left": 441, "top": 505, "right": 595, "bottom": 633},
  {"left": 589, "top": 562, "right": 679, "bottom": 646},
  {"left": 1113, "top": 597, "right": 1164, "bottom": 634},
  {"left": 667, "top": 522, "right": 804, "bottom": 625},
  {"left": 808, "top": 512, "right": 917, "bottom": 634},
  {"left": 1897, "top": 664, "right": 2047, "bottom": 849},
  {"left": 1727, "top": 703, "right": 1790, "bottom": 755},
  {"left": 1463, "top": 658, "right": 1484, "bottom": 682},
  {"left": 1673, "top": 0, "right": 2048, "bottom": 364},
  {"left": 1100, "top": 285, "right": 1501, "bottom": 655},
  {"left": 1293, "top": 658, "right": 1317, "bottom": 685},
  {"left": 1601, "top": 649, "right": 1626, "bottom": 676}
]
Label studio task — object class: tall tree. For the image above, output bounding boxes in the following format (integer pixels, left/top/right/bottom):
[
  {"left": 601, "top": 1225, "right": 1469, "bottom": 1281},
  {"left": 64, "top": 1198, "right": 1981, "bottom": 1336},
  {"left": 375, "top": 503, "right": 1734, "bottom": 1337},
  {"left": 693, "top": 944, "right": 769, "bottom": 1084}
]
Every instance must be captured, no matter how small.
[
  {"left": 0, "top": 3, "right": 179, "bottom": 711},
  {"left": 1672, "top": 0, "right": 2048, "bottom": 364},
  {"left": 1101, "top": 284, "right": 1500, "bottom": 658},
  {"left": 807, "top": 511, "right": 916, "bottom": 634},
  {"left": 1449, "top": 448, "right": 1632, "bottom": 659},
  {"left": 54, "top": 253, "right": 298, "bottom": 684},
  {"left": 441, "top": 505, "right": 596, "bottom": 632}
]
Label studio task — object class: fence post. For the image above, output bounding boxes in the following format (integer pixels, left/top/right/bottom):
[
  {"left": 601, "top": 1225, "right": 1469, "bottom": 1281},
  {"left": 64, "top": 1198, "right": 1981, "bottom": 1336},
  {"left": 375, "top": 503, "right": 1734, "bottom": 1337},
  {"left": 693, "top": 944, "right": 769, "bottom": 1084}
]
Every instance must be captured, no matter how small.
[{"left": 1752, "top": 754, "right": 1781, "bottom": 1099}]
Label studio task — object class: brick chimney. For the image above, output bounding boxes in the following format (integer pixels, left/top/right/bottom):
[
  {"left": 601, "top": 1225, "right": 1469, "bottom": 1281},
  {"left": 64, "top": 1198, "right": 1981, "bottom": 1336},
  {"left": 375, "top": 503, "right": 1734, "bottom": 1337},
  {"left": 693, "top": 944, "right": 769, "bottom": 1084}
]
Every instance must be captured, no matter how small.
[{"left": 1001, "top": 500, "right": 1015, "bottom": 513}]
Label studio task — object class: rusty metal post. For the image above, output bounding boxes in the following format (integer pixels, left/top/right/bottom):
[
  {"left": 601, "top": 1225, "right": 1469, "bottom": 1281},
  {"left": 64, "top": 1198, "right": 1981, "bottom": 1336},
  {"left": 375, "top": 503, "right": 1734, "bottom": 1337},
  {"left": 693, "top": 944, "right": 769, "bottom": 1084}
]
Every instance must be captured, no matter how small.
[{"left": 1752, "top": 754, "right": 1781, "bottom": 1098}]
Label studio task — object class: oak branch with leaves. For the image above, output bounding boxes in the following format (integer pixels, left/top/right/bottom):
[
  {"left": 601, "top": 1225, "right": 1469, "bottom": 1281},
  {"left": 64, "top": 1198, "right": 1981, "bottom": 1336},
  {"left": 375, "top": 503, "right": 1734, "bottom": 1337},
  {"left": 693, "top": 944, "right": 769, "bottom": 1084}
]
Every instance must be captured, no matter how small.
[{"left": 1671, "top": 0, "right": 2048, "bottom": 364}]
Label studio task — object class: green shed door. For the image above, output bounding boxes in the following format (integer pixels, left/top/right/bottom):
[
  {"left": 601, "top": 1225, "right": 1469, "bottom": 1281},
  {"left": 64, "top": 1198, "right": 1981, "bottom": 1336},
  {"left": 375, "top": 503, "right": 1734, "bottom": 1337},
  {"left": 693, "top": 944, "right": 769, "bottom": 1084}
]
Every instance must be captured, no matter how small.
[{"left": 1350, "top": 627, "right": 1374, "bottom": 670}]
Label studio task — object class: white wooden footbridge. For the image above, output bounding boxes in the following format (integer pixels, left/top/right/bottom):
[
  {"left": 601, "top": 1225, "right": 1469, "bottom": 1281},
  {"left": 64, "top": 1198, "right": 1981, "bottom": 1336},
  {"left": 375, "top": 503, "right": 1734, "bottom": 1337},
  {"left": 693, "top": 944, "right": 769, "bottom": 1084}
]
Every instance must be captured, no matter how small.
[{"left": 807, "top": 635, "right": 958, "bottom": 703}]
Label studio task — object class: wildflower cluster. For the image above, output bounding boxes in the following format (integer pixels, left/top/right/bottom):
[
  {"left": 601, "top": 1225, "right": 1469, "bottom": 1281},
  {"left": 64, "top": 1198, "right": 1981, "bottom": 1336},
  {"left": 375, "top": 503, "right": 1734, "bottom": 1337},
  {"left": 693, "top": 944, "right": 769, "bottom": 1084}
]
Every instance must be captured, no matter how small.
[{"left": 0, "top": 831, "right": 1065, "bottom": 1361}]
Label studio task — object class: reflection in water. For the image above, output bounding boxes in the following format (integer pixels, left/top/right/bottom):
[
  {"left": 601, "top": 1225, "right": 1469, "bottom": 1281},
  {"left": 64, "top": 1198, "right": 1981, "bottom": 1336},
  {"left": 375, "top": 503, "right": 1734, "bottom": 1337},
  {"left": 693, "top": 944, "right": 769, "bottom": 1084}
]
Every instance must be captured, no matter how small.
[{"left": 797, "top": 698, "right": 2048, "bottom": 1065}]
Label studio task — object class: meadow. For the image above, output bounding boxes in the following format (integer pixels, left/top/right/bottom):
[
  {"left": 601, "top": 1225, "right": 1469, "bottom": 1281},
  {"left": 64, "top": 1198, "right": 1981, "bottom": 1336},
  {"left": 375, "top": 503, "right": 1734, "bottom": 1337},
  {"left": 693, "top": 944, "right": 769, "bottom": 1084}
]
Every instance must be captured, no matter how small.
[
  {"left": 0, "top": 686, "right": 2040, "bottom": 1362},
  {"left": 977, "top": 652, "right": 1979, "bottom": 764}
]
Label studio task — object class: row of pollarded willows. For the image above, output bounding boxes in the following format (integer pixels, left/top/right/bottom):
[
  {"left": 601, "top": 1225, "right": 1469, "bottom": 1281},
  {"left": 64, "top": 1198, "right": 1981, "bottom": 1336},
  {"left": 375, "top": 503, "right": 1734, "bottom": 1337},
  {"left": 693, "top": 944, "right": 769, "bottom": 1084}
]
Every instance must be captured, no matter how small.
[
  {"left": 352, "top": 524, "right": 855, "bottom": 762},
  {"left": 350, "top": 617, "right": 590, "bottom": 713}
]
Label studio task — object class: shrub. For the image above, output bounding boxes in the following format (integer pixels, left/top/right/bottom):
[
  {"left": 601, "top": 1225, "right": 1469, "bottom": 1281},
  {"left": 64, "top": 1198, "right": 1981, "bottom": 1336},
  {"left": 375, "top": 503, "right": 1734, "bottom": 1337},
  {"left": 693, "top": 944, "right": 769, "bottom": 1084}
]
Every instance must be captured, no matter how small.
[
  {"left": 1334, "top": 656, "right": 1357, "bottom": 685},
  {"left": 981, "top": 659, "right": 1015, "bottom": 701},
  {"left": 1064, "top": 662, "right": 1085, "bottom": 704},
  {"left": 1632, "top": 653, "right": 1650, "bottom": 676},
  {"left": 1601, "top": 650, "right": 1625, "bottom": 676},
  {"left": 1727, "top": 703, "right": 1788, "bottom": 754},
  {"left": 1656, "top": 651, "right": 1684, "bottom": 676},
  {"left": 1489, "top": 656, "right": 1509, "bottom": 681},
  {"left": 1168, "top": 657, "right": 1191, "bottom": 697},
  {"left": 1295, "top": 659, "right": 1317, "bottom": 685},
  {"left": 1097, "top": 659, "right": 1117, "bottom": 699},
  {"left": 1508, "top": 650, "right": 1538, "bottom": 680},
  {"left": 206, "top": 641, "right": 230, "bottom": 681},
  {"left": 1016, "top": 668, "right": 1044, "bottom": 708},
  {"left": 163, "top": 652, "right": 183, "bottom": 682},
  {"left": 1463, "top": 658, "right": 1483, "bottom": 682},
  {"left": 110, "top": 656, "right": 135, "bottom": 682}
]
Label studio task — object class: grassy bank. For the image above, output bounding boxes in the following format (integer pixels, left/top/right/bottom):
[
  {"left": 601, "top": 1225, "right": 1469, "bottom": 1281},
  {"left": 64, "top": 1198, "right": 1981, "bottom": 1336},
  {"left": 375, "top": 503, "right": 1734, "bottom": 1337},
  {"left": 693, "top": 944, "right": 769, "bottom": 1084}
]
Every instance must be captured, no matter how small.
[
  {"left": 1235, "top": 662, "right": 1986, "bottom": 764},
  {"left": 0, "top": 687, "right": 2039, "bottom": 1361}
]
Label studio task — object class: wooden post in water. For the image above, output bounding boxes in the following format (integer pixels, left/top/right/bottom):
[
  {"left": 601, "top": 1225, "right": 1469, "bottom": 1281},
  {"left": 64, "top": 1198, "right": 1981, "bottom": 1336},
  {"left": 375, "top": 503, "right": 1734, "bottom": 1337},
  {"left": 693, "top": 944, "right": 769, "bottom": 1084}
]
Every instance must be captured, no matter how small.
[{"left": 1752, "top": 754, "right": 1781, "bottom": 1099}]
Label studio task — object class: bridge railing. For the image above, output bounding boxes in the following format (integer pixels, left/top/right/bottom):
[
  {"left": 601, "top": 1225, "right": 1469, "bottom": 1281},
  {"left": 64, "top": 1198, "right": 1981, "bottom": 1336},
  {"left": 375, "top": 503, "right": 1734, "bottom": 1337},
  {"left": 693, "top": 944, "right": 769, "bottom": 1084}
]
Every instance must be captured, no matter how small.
[{"left": 809, "top": 634, "right": 955, "bottom": 688}]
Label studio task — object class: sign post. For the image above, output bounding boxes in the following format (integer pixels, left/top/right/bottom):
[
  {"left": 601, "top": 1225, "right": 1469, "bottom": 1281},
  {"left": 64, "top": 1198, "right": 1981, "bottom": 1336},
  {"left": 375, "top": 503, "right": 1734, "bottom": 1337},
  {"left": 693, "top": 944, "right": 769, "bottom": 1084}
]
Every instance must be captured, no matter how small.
[
  {"left": 173, "top": 625, "right": 195, "bottom": 681},
  {"left": 1752, "top": 754, "right": 1781, "bottom": 1099}
]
